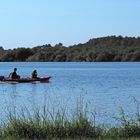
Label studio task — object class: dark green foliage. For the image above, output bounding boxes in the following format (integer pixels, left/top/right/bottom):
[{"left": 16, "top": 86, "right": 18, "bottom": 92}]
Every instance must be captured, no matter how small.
[
  {"left": 0, "top": 51, "right": 16, "bottom": 61},
  {"left": 14, "top": 48, "right": 34, "bottom": 61},
  {"left": 0, "top": 48, "right": 34, "bottom": 62},
  {"left": 0, "top": 36, "right": 140, "bottom": 61},
  {"left": 0, "top": 46, "right": 4, "bottom": 50}
]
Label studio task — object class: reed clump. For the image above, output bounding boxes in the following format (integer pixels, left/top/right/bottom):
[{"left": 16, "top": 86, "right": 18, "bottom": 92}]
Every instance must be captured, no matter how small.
[
  {"left": 1, "top": 105, "right": 103, "bottom": 139},
  {"left": 1, "top": 100, "right": 140, "bottom": 139}
]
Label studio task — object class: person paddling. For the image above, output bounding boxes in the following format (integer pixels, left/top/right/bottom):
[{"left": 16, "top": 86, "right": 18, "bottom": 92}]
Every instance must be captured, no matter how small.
[
  {"left": 32, "top": 70, "right": 39, "bottom": 79},
  {"left": 9, "top": 68, "right": 20, "bottom": 79}
]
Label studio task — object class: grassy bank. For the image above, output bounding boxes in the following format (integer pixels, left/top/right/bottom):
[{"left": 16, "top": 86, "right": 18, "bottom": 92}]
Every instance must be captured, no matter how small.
[{"left": 0, "top": 101, "right": 140, "bottom": 139}]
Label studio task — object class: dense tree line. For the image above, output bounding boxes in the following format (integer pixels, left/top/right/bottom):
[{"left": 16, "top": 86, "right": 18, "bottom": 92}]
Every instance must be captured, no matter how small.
[{"left": 0, "top": 36, "right": 140, "bottom": 62}]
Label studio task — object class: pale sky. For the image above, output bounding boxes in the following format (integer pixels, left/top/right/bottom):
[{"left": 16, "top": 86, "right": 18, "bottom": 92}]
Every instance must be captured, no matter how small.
[{"left": 0, "top": 0, "right": 140, "bottom": 49}]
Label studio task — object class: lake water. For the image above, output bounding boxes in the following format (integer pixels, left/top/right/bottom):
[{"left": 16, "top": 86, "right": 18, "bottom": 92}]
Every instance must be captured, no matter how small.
[{"left": 0, "top": 62, "right": 140, "bottom": 124}]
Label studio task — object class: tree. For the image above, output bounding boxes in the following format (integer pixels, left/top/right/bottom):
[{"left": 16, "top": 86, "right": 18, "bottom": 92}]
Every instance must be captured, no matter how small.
[{"left": 14, "top": 48, "right": 34, "bottom": 61}]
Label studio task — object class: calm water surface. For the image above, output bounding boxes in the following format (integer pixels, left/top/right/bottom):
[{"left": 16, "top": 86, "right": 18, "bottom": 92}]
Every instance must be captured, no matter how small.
[{"left": 0, "top": 62, "right": 140, "bottom": 124}]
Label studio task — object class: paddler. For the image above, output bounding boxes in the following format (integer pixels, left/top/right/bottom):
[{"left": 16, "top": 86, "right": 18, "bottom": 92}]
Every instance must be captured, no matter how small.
[{"left": 9, "top": 68, "right": 20, "bottom": 79}]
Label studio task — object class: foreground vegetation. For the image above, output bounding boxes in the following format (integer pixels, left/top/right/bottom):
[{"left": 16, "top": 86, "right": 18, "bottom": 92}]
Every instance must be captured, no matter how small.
[
  {"left": 0, "top": 101, "right": 140, "bottom": 140},
  {"left": 0, "top": 35, "right": 140, "bottom": 62}
]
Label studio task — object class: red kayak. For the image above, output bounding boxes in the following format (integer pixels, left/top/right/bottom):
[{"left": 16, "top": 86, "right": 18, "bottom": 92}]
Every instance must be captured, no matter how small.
[{"left": 0, "top": 76, "right": 51, "bottom": 83}]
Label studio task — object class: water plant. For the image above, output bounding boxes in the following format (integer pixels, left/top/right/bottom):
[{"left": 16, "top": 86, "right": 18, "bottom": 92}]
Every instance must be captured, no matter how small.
[{"left": 0, "top": 97, "right": 140, "bottom": 139}]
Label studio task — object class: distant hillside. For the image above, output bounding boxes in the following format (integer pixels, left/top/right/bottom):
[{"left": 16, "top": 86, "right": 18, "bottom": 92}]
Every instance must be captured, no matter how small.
[{"left": 0, "top": 36, "right": 140, "bottom": 62}]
